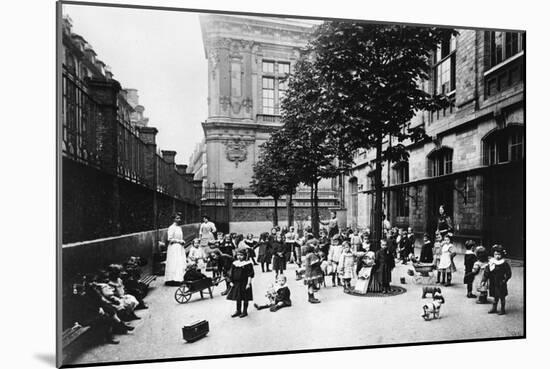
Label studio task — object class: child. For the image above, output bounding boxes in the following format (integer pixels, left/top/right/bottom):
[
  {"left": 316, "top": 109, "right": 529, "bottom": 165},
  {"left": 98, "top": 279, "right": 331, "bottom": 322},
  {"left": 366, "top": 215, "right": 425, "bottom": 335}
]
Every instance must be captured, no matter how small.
[
  {"left": 303, "top": 243, "right": 323, "bottom": 303},
  {"left": 254, "top": 275, "right": 291, "bottom": 312},
  {"left": 209, "top": 249, "right": 233, "bottom": 296},
  {"left": 256, "top": 232, "right": 272, "bottom": 273},
  {"left": 463, "top": 240, "right": 477, "bottom": 298},
  {"left": 350, "top": 228, "right": 363, "bottom": 253},
  {"left": 355, "top": 247, "right": 375, "bottom": 294},
  {"left": 227, "top": 249, "right": 254, "bottom": 318},
  {"left": 106, "top": 265, "right": 140, "bottom": 320},
  {"left": 468, "top": 246, "right": 490, "bottom": 304},
  {"left": 433, "top": 232, "right": 443, "bottom": 284},
  {"left": 337, "top": 242, "right": 355, "bottom": 293},
  {"left": 437, "top": 234, "right": 457, "bottom": 286},
  {"left": 271, "top": 233, "right": 286, "bottom": 278},
  {"left": 285, "top": 226, "right": 299, "bottom": 264},
  {"left": 419, "top": 233, "right": 434, "bottom": 263},
  {"left": 327, "top": 235, "right": 343, "bottom": 287},
  {"left": 485, "top": 245, "right": 512, "bottom": 315},
  {"left": 407, "top": 227, "right": 416, "bottom": 259},
  {"left": 372, "top": 239, "right": 395, "bottom": 294},
  {"left": 244, "top": 233, "right": 259, "bottom": 265},
  {"left": 318, "top": 229, "right": 331, "bottom": 257},
  {"left": 319, "top": 251, "right": 331, "bottom": 286},
  {"left": 188, "top": 238, "right": 207, "bottom": 272},
  {"left": 219, "top": 234, "right": 235, "bottom": 257},
  {"left": 184, "top": 263, "right": 210, "bottom": 283}
]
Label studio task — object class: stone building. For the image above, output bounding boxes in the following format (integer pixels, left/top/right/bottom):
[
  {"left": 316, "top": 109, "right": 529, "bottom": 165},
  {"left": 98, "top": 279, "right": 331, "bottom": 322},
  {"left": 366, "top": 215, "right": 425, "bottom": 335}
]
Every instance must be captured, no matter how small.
[
  {"left": 344, "top": 29, "right": 525, "bottom": 257},
  {"left": 193, "top": 14, "right": 339, "bottom": 233}
]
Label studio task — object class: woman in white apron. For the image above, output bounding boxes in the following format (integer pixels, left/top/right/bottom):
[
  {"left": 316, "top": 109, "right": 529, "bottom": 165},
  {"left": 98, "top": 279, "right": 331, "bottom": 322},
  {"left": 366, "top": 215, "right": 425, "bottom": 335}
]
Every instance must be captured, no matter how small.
[
  {"left": 199, "top": 215, "right": 217, "bottom": 247},
  {"left": 164, "top": 213, "right": 187, "bottom": 286}
]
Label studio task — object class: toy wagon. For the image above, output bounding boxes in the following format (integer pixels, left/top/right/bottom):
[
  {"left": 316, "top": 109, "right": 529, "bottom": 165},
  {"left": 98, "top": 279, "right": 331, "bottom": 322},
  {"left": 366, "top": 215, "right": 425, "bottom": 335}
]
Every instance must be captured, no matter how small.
[
  {"left": 407, "top": 262, "right": 437, "bottom": 284},
  {"left": 174, "top": 277, "right": 221, "bottom": 304}
]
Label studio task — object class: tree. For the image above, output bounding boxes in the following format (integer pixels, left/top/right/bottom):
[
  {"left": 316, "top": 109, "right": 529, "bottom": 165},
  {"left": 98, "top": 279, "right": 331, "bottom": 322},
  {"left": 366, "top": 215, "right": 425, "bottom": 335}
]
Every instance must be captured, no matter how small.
[
  {"left": 250, "top": 130, "right": 298, "bottom": 227},
  {"left": 310, "top": 22, "right": 456, "bottom": 249},
  {"left": 280, "top": 58, "right": 352, "bottom": 237}
]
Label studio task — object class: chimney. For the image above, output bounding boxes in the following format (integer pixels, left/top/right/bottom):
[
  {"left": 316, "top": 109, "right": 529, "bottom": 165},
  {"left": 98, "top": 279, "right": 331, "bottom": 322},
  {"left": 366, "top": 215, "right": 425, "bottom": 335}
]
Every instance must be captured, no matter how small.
[
  {"left": 161, "top": 150, "right": 177, "bottom": 165},
  {"left": 138, "top": 126, "right": 158, "bottom": 145},
  {"left": 176, "top": 164, "right": 188, "bottom": 175},
  {"left": 125, "top": 89, "right": 139, "bottom": 108}
]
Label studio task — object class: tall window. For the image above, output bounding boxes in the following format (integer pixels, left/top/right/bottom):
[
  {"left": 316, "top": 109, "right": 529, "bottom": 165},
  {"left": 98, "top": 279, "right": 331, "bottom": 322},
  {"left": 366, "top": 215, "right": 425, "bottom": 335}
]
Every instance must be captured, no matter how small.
[
  {"left": 484, "top": 127, "right": 524, "bottom": 165},
  {"left": 434, "top": 35, "right": 456, "bottom": 95},
  {"left": 429, "top": 148, "right": 453, "bottom": 177},
  {"left": 262, "top": 77, "right": 275, "bottom": 115},
  {"left": 489, "top": 31, "right": 524, "bottom": 68},
  {"left": 262, "top": 60, "right": 290, "bottom": 115},
  {"left": 393, "top": 162, "right": 409, "bottom": 217}
]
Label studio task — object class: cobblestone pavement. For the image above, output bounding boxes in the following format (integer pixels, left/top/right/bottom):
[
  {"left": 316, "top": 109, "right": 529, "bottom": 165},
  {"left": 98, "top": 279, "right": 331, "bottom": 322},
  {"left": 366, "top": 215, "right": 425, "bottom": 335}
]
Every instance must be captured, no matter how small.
[{"left": 67, "top": 253, "right": 524, "bottom": 366}]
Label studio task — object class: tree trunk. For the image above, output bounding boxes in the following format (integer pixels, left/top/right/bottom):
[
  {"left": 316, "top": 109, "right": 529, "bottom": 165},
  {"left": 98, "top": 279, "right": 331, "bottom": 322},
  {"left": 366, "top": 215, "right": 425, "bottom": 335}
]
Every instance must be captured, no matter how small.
[
  {"left": 372, "top": 136, "right": 384, "bottom": 251},
  {"left": 312, "top": 180, "right": 320, "bottom": 238},
  {"left": 273, "top": 196, "right": 279, "bottom": 227},
  {"left": 287, "top": 192, "right": 294, "bottom": 229}
]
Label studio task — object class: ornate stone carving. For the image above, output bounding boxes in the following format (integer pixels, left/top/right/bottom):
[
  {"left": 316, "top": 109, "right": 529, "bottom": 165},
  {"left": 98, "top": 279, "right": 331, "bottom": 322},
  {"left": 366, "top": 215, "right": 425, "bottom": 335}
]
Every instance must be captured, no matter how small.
[
  {"left": 224, "top": 139, "right": 250, "bottom": 167},
  {"left": 231, "top": 101, "right": 241, "bottom": 114},
  {"left": 208, "top": 49, "right": 219, "bottom": 79},
  {"left": 219, "top": 96, "right": 230, "bottom": 111},
  {"left": 242, "top": 97, "right": 253, "bottom": 113}
]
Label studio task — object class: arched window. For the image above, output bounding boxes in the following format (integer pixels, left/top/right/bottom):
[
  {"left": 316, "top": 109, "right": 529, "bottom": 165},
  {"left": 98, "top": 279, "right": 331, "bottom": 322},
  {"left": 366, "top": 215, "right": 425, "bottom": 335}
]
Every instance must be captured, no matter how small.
[
  {"left": 428, "top": 147, "right": 453, "bottom": 177},
  {"left": 483, "top": 125, "right": 524, "bottom": 165}
]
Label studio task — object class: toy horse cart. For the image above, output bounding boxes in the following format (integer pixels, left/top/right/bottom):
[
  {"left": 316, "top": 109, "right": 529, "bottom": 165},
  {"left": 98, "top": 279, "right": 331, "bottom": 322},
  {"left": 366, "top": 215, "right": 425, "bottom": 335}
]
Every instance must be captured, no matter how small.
[
  {"left": 174, "top": 277, "right": 221, "bottom": 304},
  {"left": 408, "top": 263, "right": 437, "bottom": 285}
]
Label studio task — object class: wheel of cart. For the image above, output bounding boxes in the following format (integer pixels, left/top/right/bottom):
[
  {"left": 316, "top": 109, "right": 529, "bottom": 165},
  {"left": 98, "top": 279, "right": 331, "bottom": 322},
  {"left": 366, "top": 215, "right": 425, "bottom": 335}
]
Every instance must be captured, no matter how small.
[
  {"left": 174, "top": 284, "right": 192, "bottom": 303},
  {"left": 174, "top": 278, "right": 215, "bottom": 304}
]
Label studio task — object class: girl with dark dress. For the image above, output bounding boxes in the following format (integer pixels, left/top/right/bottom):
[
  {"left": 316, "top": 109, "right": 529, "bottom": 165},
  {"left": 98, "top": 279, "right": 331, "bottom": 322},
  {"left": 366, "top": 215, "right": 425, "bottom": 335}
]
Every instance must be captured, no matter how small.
[
  {"left": 463, "top": 240, "right": 477, "bottom": 298},
  {"left": 370, "top": 239, "right": 395, "bottom": 294},
  {"left": 303, "top": 244, "right": 323, "bottom": 303},
  {"left": 227, "top": 249, "right": 254, "bottom": 318},
  {"left": 244, "top": 233, "right": 259, "bottom": 265},
  {"left": 271, "top": 233, "right": 287, "bottom": 278},
  {"left": 419, "top": 233, "right": 434, "bottom": 263},
  {"left": 219, "top": 234, "right": 235, "bottom": 258},
  {"left": 209, "top": 249, "right": 234, "bottom": 296},
  {"left": 436, "top": 205, "right": 453, "bottom": 238},
  {"left": 256, "top": 232, "right": 272, "bottom": 272},
  {"left": 485, "top": 245, "right": 512, "bottom": 315}
]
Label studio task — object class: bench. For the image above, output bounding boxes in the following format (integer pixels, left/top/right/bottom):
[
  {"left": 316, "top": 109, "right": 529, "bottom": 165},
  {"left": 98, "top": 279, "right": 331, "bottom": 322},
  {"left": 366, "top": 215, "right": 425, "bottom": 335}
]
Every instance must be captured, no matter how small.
[
  {"left": 62, "top": 323, "right": 91, "bottom": 349},
  {"left": 139, "top": 274, "right": 157, "bottom": 287}
]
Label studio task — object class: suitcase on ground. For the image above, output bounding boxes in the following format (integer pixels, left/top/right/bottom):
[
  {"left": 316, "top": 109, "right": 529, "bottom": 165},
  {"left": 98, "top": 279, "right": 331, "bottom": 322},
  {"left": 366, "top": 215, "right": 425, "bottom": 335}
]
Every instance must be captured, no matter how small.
[{"left": 182, "top": 320, "right": 209, "bottom": 342}]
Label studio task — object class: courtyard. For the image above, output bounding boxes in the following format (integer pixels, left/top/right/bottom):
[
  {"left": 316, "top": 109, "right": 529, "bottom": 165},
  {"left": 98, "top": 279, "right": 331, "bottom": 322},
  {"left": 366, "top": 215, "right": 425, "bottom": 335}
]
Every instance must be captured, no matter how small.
[{"left": 67, "top": 253, "right": 524, "bottom": 366}]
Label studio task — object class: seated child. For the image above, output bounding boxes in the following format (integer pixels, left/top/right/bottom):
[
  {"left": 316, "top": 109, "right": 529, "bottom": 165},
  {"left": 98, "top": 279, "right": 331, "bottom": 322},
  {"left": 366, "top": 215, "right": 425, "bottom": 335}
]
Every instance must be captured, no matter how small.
[
  {"left": 254, "top": 275, "right": 291, "bottom": 312},
  {"left": 184, "top": 263, "right": 211, "bottom": 283}
]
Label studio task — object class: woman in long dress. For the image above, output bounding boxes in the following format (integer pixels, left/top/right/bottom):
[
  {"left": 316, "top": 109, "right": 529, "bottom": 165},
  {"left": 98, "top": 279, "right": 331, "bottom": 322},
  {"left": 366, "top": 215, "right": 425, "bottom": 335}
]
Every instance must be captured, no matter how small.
[
  {"left": 199, "top": 215, "right": 217, "bottom": 247},
  {"left": 164, "top": 213, "right": 187, "bottom": 286}
]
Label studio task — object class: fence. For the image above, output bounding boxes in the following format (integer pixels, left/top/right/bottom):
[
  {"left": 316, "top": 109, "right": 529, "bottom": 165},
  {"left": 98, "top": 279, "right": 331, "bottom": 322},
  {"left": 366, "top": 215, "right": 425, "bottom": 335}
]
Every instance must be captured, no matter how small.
[{"left": 61, "top": 67, "right": 201, "bottom": 242}]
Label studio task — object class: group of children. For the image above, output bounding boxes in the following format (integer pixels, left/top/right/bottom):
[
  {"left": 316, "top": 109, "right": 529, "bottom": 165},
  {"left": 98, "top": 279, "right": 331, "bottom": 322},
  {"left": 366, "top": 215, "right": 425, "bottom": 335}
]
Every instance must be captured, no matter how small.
[
  {"left": 67, "top": 257, "right": 151, "bottom": 345},
  {"left": 167, "top": 223, "right": 513, "bottom": 319}
]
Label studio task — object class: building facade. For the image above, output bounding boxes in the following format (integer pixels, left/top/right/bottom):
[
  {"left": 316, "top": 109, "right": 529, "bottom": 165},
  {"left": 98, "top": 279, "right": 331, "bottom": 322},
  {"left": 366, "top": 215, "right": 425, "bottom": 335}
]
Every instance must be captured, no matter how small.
[
  {"left": 344, "top": 29, "right": 525, "bottom": 257},
  {"left": 193, "top": 15, "right": 339, "bottom": 231}
]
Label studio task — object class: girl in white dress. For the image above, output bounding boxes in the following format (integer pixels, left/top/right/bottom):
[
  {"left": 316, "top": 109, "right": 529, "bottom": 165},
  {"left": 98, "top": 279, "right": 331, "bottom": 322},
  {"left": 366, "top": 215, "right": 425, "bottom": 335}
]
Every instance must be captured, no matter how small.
[
  {"left": 164, "top": 213, "right": 187, "bottom": 286},
  {"left": 437, "top": 234, "right": 457, "bottom": 287}
]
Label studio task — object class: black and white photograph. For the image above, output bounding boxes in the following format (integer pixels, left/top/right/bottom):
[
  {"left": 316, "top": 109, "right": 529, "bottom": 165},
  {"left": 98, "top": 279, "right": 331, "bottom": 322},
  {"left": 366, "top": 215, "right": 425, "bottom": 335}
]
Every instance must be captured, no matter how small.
[{"left": 54, "top": 0, "right": 527, "bottom": 367}]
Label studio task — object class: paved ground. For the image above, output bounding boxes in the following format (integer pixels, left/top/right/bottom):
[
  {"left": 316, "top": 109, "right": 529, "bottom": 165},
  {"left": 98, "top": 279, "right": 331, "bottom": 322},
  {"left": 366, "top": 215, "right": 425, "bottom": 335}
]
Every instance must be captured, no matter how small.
[{"left": 67, "top": 253, "right": 524, "bottom": 366}]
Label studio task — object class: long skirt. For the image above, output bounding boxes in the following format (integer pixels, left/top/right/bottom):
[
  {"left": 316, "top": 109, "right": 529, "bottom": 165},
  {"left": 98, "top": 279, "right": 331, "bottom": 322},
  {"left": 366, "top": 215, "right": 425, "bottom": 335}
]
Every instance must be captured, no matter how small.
[
  {"left": 165, "top": 243, "right": 186, "bottom": 283},
  {"left": 227, "top": 282, "right": 253, "bottom": 301}
]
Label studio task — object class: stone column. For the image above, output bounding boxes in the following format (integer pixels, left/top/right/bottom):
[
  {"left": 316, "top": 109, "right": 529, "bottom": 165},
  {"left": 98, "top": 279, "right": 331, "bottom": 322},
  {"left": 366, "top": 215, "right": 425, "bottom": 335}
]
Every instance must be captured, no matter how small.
[
  {"left": 193, "top": 180, "right": 203, "bottom": 221},
  {"left": 87, "top": 77, "right": 122, "bottom": 235},
  {"left": 224, "top": 182, "right": 234, "bottom": 228}
]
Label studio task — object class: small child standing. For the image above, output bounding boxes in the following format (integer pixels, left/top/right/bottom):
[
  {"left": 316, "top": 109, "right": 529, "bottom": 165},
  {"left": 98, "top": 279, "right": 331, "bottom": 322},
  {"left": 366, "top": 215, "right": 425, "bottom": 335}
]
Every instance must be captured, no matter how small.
[
  {"left": 433, "top": 232, "right": 443, "bottom": 284},
  {"left": 437, "top": 234, "right": 457, "bottom": 286},
  {"left": 256, "top": 232, "right": 271, "bottom": 273},
  {"left": 327, "top": 235, "right": 343, "bottom": 287},
  {"left": 485, "top": 245, "right": 512, "bottom": 315},
  {"left": 470, "top": 246, "right": 490, "bottom": 304},
  {"left": 188, "top": 238, "right": 207, "bottom": 272},
  {"left": 419, "top": 233, "right": 434, "bottom": 263},
  {"left": 463, "top": 240, "right": 477, "bottom": 298},
  {"left": 227, "top": 249, "right": 254, "bottom": 318},
  {"left": 337, "top": 242, "right": 355, "bottom": 293},
  {"left": 271, "top": 233, "right": 287, "bottom": 279}
]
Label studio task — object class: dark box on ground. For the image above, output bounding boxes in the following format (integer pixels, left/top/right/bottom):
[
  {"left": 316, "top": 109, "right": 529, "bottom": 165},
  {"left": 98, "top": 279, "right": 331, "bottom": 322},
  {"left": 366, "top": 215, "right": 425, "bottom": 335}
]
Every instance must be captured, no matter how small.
[{"left": 182, "top": 320, "right": 209, "bottom": 343}]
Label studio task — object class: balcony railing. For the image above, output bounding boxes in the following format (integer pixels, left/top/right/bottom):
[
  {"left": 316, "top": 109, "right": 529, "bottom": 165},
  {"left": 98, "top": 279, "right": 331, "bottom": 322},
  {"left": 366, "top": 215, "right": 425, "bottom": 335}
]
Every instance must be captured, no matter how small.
[{"left": 256, "top": 114, "right": 281, "bottom": 123}]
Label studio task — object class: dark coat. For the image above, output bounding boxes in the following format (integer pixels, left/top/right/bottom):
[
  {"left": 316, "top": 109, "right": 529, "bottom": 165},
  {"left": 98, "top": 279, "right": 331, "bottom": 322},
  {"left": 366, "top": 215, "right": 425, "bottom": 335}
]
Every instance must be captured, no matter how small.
[
  {"left": 271, "top": 241, "right": 286, "bottom": 271},
  {"left": 437, "top": 215, "right": 453, "bottom": 236},
  {"left": 184, "top": 269, "right": 209, "bottom": 282},
  {"left": 274, "top": 286, "right": 291, "bottom": 306},
  {"left": 219, "top": 240, "right": 234, "bottom": 257},
  {"left": 463, "top": 252, "right": 477, "bottom": 284},
  {"left": 373, "top": 248, "right": 395, "bottom": 286},
  {"left": 420, "top": 241, "right": 434, "bottom": 263},
  {"left": 227, "top": 260, "right": 254, "bottom": 301},
  {"left": 256, "top": 240, "right": 272, "bottom": 263},
  {"left": 484, "top": 261, "right": 512, "bottom": 298}
]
